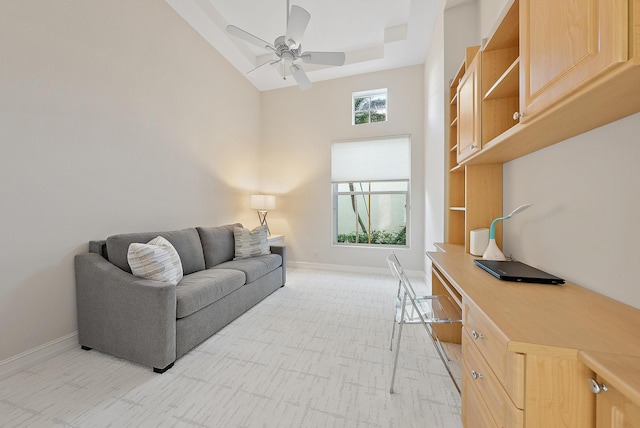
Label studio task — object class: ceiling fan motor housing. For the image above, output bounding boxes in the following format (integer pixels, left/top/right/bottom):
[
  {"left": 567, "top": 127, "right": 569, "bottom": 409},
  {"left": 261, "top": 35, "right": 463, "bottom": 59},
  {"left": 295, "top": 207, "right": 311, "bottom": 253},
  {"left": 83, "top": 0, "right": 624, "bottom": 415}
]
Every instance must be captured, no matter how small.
[{"left": 275, "top": 36, "right": 302, "bottom": 62}]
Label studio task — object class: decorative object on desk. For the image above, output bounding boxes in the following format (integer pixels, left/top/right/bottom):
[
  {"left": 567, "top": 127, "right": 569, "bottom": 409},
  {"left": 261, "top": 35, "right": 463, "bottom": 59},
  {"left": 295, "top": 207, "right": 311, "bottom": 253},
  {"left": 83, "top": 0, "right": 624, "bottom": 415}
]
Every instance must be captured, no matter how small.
[
  {"left": 482, "top": 204, "right": 532, "bottom": 261},
  {"left": 250, "top": 194, "right": 276, "bottom": 235},
  {"left": 470, "top": 228, "right": 490, "bottom": 256}
]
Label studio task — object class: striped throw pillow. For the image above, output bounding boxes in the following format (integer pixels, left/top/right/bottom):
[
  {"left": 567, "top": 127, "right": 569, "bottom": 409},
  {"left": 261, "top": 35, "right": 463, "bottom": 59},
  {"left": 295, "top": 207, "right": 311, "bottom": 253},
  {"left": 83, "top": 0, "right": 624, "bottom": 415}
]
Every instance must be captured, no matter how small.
[
  {"left": 127, "top": 236, "right": 183, "bottom": 285},
  {"left": 233, "top": 225, "right": 270, "bottom": 260}
]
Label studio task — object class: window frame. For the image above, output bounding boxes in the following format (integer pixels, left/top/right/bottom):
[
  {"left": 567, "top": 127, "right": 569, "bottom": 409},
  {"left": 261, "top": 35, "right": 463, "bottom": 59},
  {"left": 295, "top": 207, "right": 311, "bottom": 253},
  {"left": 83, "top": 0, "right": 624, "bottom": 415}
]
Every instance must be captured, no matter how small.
[
  {"left": 352, "top": 88, "right": 388, "bottom": 125},
  {"left": 332, "top": 179, "right": 410, "bottom": 248}
]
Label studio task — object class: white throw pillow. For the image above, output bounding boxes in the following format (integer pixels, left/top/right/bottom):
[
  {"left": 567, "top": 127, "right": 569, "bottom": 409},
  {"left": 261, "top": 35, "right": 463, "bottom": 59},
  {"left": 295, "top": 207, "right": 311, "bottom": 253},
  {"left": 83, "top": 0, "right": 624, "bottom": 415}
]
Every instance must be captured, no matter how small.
[
  {"left": 234, "top": 225, "right": 270, "bottom": 260},
  {"left": 127, "top": 236, "right": 183, "bottom": 285}
]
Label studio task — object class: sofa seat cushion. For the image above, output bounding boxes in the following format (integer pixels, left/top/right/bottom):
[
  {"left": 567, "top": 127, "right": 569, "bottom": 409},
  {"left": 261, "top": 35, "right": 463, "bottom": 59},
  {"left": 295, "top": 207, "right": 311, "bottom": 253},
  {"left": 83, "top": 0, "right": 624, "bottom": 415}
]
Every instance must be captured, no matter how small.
[
  {"left": 176, "top": 269, "right": 246, "bottom": 319},
  {"left": 214, "top": 254, "right": 282, "bottom": 283}
]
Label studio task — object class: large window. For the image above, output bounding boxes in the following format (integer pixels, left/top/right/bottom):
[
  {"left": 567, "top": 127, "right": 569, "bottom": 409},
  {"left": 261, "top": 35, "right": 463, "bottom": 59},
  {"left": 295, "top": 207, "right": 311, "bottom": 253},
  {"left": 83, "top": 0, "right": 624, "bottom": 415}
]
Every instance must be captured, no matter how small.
[
  {"left": 352, "top": 89, "right": 387, "bottom": 125},
  {"left": 331, "top": 136, "right": 410, "bottom": 247}
]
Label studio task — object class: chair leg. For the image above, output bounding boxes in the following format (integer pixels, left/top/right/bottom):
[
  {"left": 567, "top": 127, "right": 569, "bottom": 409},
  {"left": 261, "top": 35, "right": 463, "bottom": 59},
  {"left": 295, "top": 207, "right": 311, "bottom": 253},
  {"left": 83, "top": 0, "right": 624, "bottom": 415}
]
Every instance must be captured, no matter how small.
[
  {"left": 390, "top": 319, "right": 404, "bottom": 394},
  {"left": 428, "top": 325, "right": 451, "bottom": 362},
  {"left": 422, "top": 323, "right": 461, "bottom": 394},
  {"left": 390, "top": 293, "right": 409, "bottom": 394},
  {"left": 390, "top": 319, "right": 397, "bottom": 351}
]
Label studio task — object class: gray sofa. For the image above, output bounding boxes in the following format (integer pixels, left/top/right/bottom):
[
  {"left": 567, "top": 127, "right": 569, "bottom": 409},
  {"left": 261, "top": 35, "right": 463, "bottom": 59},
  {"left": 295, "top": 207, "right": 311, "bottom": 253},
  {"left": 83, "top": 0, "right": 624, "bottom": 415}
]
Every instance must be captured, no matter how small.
[{"left": 74, "top": 223, "right": 285, "bottom": 373}]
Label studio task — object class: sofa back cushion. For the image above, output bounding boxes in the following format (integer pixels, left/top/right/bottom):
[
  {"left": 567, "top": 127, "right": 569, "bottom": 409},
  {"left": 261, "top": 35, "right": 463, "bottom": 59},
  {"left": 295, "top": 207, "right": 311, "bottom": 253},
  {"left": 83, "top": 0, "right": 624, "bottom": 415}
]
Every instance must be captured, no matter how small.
[
  {"left": 196, "top": 224, "right": 241, "bottom": 268},
  {"left": 106, "top": 228, "right": 205, "bottom": 275}
]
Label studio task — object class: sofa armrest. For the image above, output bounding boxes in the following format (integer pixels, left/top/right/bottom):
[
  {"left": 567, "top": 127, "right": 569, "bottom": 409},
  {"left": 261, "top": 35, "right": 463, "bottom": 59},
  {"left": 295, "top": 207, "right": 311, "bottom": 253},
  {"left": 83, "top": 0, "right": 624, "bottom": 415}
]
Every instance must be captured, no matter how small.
[
  {"left": 270, "top": 245, "right": 286, "bottom": 285},
  {"left": 74, "top": 253, "right": 176, "bottom": 370}
]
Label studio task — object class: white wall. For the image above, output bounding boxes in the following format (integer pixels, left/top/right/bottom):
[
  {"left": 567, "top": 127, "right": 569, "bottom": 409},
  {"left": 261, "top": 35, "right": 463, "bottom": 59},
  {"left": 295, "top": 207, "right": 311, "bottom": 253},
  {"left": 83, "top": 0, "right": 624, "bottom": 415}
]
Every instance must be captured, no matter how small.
[
  {"left": 444, "top": 2, "right": 480, "bottom": 79},
  {"left": 260, "top": 66, "right": 426, "bottom": 270},
  {"left": 480, "top": 0, "right": 509, "bottom": 41},
  {"left": 503, "top": 113, "right": 640, "bottom": 309},
  {"left": 0, "top": 0, "right": 261, "bottom": 361},
  {"left": 423, "top": 1, "right": 480, "bottom": 282},
  {"left": 424, "top": 4, "right": 447, "bottom": 270}
]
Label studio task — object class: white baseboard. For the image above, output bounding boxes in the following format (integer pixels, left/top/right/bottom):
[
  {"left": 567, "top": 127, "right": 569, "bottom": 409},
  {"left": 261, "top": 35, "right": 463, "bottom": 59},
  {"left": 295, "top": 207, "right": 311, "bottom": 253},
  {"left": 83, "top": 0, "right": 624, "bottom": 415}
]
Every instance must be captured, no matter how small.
[
  {"left": 288, "top": 260, "right": 425, "bottom": 279},
  {"left": 0, "top": 332, "right": 78, "bottom": 381}
]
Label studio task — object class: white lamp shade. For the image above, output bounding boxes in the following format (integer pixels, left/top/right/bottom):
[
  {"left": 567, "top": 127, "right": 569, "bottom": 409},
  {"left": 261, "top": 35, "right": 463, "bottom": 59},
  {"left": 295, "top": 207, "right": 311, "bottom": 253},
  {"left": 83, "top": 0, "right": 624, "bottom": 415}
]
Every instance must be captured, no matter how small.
[{"left": 250, "top": 194, "right": 276, "bottom": 210}]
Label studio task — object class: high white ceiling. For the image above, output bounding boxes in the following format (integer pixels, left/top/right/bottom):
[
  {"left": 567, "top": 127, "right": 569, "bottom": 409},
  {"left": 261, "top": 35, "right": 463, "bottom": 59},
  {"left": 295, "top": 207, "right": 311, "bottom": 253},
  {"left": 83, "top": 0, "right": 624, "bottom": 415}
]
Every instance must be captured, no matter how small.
[{"left": 165, "top": 0, "right": 441, "bottom": 91}]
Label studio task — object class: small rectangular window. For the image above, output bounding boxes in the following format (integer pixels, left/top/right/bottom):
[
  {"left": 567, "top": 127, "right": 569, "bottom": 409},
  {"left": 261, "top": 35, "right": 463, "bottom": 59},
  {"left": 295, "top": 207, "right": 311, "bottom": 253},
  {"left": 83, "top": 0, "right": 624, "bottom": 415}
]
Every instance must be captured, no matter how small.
[{"left": 352, "top": 89, "right": 387, "bottom": 125}]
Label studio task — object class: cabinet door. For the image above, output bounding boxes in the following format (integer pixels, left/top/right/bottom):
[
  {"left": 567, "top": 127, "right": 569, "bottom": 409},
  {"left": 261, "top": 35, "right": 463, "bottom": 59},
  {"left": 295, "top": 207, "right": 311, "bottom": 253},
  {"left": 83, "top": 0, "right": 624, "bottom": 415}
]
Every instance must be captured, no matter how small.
[
  {"left": 520, "top": 0, "right": 629, "bottom": 120},
  {"left": 595, "top": 377, "right": 640, "bottom": 428},
  {"left": 457, "top": 52, "right": 481, "bottom": 162}
]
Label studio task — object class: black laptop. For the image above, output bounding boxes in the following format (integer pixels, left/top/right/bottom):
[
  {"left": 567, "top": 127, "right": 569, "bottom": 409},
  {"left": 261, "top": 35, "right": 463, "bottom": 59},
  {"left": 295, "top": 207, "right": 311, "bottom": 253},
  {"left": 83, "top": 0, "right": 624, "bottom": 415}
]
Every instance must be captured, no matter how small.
[{"left": 474, "top": 259, "right": 565, "bottom": 285}]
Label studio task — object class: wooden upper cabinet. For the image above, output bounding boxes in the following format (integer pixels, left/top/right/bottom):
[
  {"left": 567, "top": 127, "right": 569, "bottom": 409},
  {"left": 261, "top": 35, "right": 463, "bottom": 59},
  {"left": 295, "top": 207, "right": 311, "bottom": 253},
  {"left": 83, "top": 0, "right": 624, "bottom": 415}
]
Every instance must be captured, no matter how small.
[
  {"left": 457, "top": 51, "right": 481, "bottom": 163},
  {"left": 520, "top": 0, "right": 629, "bottom": 121}
]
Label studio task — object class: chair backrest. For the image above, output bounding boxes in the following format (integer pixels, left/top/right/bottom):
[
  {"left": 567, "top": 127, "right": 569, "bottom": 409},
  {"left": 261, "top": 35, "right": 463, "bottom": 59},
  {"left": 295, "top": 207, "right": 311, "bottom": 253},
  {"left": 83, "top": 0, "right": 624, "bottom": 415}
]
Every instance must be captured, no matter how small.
[{"left": 386, "top": 252, "right": 418, "bottom": 298}]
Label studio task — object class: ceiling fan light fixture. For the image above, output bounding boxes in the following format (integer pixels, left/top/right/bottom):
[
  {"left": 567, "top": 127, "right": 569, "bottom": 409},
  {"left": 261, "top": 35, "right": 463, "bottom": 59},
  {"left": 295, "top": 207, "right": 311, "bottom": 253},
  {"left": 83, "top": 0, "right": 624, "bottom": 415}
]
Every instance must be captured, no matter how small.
[{"left": 281, "top": 51, "right": 295, "bottom": 62}]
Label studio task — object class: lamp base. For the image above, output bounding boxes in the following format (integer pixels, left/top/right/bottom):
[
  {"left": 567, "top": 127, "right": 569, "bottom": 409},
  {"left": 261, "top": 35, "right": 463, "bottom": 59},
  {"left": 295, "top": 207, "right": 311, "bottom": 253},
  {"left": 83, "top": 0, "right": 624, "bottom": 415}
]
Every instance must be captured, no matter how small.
[
  {"left": 482, "top": 238, "right": 506, "bottom": 261},
  {"left": 256, "top": 210, "right": 271, "bottom": 235}
]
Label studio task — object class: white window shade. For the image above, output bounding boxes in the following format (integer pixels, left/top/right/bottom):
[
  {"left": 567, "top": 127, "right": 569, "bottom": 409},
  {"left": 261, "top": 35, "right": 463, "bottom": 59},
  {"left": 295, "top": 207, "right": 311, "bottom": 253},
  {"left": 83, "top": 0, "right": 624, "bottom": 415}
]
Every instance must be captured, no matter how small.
[{"left": 331, "top": 136, "right": 410, "bottom": 182}]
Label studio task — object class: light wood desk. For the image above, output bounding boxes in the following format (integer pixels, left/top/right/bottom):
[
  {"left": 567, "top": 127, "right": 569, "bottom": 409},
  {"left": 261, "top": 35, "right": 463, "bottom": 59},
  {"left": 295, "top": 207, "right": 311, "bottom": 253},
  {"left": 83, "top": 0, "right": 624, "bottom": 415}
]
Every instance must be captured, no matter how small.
[{"left": 428, "top": 245, "right": 640, "bottom": 427}]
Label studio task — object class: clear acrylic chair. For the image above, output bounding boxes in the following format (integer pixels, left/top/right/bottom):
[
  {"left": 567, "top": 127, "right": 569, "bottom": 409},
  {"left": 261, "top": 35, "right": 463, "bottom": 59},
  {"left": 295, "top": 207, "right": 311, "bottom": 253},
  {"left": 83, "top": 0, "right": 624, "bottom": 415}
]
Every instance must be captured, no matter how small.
[{"left": 387, "top": 252, "right": 462, "bottom": 394}]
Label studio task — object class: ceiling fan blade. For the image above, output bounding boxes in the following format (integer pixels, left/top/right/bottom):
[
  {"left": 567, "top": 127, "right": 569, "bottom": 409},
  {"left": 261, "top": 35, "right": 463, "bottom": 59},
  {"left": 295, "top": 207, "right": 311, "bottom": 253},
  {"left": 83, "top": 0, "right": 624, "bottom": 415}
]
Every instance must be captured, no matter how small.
[
  {"left": 289, "top": 64, "right": 312, "bottom": 90},
  {"left": 285, "top": 5, "right": 310, "bottom": 47},
  {"left": 301, "top": 51, "right": 346, "bottom": 66},
  {"left": 226, "top": 25, "right": 275, "bottom": 51}
]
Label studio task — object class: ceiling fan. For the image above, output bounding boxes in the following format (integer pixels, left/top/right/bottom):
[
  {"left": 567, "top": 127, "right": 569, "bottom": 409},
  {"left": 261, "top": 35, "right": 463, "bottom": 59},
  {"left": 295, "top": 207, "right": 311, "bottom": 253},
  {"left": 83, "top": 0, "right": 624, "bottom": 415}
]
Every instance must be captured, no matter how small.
[{"left": 226, "top": 0, "right": 346, "bottom": 90}]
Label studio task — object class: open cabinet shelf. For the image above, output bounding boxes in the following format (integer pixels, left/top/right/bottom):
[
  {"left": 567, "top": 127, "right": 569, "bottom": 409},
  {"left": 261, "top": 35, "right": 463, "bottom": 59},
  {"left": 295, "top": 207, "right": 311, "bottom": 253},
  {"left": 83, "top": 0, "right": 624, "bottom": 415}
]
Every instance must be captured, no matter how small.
[{"left": 447, "top": 43, "right": 504, "bottom": 252}]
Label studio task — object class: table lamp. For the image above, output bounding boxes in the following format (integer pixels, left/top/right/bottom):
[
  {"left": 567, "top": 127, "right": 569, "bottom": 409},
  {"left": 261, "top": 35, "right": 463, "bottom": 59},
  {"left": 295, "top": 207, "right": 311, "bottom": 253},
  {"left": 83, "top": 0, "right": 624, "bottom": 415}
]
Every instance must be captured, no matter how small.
[
  {"left": 482, "top": 204, "right": 532, "bottom": 261},
  {"left": 250, "top": 194, "right": 276, "bottom": 235}
]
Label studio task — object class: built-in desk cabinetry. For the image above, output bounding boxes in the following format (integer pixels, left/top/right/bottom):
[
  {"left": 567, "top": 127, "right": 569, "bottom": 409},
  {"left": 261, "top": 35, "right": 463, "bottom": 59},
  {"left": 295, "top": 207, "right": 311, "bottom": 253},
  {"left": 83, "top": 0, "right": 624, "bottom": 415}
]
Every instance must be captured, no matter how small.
[
  {"left": 457, "top": 49, "right": 482, "bottom": 163},
  {"left": 481, "top": 0, "right": 520, "bottom": 144},
  {"left": 447, "top": 46, "right": 502, "bottom": 254},
  {"left": 428, "top": 248, "right": 640, "bottom": 428},
  {"left": 520, "top": 0, "right": 631, "bottom": 121},
  {"left": 594, "top": 378, "right": 640, "bottom": 427},
  {"left": 580, "top": 351, "right": 640, "bottom": 427},
  {"left": 442, "top": 0, "right": 640, "bottom": 425},
  {"left": 449, "top": 0, "right": 640, "bottom": 168}
]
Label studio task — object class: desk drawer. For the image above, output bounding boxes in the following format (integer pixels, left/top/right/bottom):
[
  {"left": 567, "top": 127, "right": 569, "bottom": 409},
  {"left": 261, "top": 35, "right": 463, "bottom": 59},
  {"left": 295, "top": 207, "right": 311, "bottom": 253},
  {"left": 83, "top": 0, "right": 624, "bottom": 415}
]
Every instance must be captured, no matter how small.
[
  {"left": 463, "top": 330, "right": 523, "bottom": 428},
  {"left": 464, "top": 298, "right": 525, "bottom": 408},
  {"left": 462, "top": 366, "right": 499, "bottom": 428}
]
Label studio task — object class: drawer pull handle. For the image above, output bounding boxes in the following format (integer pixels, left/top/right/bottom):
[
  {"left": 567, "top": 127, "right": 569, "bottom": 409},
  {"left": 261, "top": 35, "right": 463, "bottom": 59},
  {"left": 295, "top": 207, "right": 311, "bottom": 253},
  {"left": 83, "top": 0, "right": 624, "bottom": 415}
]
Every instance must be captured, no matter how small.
[
  {"left": 471, "top": 370, "right": 483, "bottom": 380},
  {"left": 471, "top": 330, "right": 484, "bottom": 340},
  {"left": 588, "top": 378, "right": 608, "bottom": 394}
]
